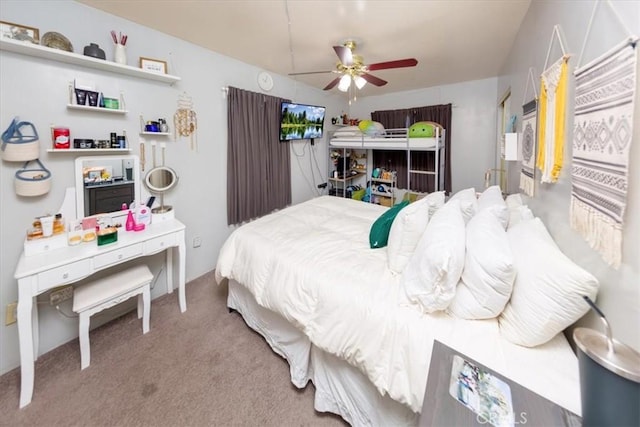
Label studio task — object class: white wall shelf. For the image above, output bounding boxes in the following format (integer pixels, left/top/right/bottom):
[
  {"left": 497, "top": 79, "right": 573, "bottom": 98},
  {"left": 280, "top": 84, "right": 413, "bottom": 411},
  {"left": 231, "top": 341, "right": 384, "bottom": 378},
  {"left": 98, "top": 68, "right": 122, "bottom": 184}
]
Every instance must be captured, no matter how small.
[
  {"left": 139, "top": 132, "right": 171, "bottom": 136},
  {"left": 0, "top": 38, "right": 181, "bottom": 84},
  {"left": 47, "top": 148, "right": 132, "bottom": 153},
  {"left": 66, "top": 104, "right": 128, "bottom": 114}
]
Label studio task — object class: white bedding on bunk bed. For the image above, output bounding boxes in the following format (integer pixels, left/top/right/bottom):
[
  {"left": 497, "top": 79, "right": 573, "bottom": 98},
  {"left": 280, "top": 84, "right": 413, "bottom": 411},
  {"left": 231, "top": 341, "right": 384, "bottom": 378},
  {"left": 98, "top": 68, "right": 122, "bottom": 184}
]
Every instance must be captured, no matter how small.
[
  {"left": 329, "top": 126, "right": 442, "bottom": 150},
  {"left": 215, "top": 195, "right": 582, "bottom": 419},
  {"left": 329, "top": 136, "right": 440, "bottom": 150}
]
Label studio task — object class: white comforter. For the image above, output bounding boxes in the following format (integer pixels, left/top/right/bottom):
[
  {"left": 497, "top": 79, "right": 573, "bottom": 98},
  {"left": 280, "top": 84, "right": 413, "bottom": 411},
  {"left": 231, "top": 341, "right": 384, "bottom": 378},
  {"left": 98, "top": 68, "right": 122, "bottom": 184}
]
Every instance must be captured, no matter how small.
[{"left": 215, "top": 196, "right": 581, "bottom": 415}]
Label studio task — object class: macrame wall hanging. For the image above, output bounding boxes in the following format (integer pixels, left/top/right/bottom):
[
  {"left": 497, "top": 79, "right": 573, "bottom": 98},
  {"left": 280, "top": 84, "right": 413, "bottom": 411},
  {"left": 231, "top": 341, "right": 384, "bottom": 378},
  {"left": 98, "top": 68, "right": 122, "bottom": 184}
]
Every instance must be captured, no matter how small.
[
  {"left": 570, "top": 0, "right": 638, "bottom": 269},
  {"left": 520, "top": 67, "right": 538, "bottom": 197},
  {"left": 174, "top": 91, "right": 198, "bottom": 151},
  {"left": 536, "top": 25, "right": 570, "bottom": 184}
]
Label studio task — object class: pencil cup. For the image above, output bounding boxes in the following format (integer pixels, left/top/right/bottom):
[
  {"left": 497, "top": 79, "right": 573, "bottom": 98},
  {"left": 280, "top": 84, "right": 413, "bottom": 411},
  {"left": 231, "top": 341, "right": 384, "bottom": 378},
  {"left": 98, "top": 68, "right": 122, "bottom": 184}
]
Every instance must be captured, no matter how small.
[{"left": 114, "top": 45, "right": 127, "bottom": 65}]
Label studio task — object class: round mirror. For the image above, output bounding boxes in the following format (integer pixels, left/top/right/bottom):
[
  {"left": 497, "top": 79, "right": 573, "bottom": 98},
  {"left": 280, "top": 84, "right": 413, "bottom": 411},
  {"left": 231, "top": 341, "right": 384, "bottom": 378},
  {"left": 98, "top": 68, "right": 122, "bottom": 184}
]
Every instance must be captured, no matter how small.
[
  {"left": 144, "top": 166, "right": 178, "bottom": 214},
  {"left": 144, "top": 166, "right": 178, "bottom": 193}
]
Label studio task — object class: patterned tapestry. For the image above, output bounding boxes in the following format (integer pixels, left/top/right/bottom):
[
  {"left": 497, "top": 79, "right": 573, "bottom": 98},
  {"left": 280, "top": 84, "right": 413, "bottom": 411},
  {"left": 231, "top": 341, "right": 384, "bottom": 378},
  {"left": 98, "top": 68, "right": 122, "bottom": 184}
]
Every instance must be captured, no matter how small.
[
  {"left": 570, "top": 39, "right": 637, "bottom": 268},
  {"left": 537, "top": 57, "right": 569, "bottom": 183},
  {"left": 520, "top": 99, "right": 537, "bottom": 196}
]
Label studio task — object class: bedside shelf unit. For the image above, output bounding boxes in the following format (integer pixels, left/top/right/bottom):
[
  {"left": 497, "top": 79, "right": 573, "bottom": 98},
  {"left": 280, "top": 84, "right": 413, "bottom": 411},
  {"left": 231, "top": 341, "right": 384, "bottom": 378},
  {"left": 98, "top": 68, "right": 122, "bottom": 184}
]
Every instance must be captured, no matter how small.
[
  {"left": 327, "top": 171, "right": 365, "bottom": 183},
  {"left": 328, "top": 147, "right": 367, "bottom": 200},
  {"left": 67, "top": 104, "right": 128, "bottom": 114},
  {"left": 371, "top": 173, "right": 396, "bottom": 206},
  {"left": 0, "top": 38, "right": 181, "bottom": 84}
]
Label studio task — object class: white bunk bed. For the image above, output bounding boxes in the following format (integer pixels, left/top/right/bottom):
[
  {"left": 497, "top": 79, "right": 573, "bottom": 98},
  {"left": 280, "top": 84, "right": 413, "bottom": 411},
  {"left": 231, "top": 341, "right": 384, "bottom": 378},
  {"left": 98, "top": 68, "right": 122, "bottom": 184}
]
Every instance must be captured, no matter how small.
[{"left": 329, "top": 127, "right": 446, "bottom": 194}]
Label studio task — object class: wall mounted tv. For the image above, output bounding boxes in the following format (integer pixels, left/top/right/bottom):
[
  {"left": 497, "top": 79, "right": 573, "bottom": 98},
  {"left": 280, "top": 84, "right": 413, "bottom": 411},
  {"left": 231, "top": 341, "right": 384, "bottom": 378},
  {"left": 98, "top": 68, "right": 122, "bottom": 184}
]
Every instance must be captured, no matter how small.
[{"left": 279, "top": 102, "right": 326, "bottom": 141}]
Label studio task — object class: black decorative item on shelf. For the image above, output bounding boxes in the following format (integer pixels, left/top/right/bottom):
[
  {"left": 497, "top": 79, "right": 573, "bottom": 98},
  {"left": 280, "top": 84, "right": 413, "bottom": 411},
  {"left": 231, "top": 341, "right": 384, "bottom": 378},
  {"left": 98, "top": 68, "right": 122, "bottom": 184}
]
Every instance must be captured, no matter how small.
[{"left": 83, "top": 43, "right": 106, "bottom": 60}]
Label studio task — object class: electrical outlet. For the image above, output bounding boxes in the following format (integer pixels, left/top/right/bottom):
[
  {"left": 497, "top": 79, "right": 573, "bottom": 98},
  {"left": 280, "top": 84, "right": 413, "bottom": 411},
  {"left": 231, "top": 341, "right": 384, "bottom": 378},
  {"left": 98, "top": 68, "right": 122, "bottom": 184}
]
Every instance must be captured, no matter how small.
[
  {"left": 193, "top": 236, "right": 202, "bottom": 248},
  {"left": 50, "top": 285, "right": 74, "bottom": 306},
  {"left": 5, "top": 302, "right": 17, "bottom": 325}
]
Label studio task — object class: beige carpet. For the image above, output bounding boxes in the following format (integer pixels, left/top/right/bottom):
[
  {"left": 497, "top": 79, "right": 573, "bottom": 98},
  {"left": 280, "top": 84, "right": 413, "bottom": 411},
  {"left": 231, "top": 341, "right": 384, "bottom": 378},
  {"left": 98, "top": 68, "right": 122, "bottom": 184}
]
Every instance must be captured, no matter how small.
[{"left": 0, "top": 271, "right": 346, "bottom": 426}]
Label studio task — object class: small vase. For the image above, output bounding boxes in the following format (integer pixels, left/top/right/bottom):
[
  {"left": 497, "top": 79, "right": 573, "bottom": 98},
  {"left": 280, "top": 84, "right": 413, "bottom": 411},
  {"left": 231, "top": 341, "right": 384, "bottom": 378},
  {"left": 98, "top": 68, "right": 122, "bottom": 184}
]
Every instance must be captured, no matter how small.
[
  {"left": 83, "top": 43, "right": 106, "bottom": 60},
  {"left": 114, "top": 44, "right": 127, "bottom": 65}
]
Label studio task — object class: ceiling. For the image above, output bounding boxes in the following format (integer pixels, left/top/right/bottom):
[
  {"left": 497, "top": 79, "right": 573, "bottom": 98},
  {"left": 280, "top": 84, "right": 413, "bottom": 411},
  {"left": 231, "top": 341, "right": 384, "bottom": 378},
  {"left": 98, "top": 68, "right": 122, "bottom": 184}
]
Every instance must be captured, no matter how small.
[{"left": 78, "top": 0, "right": 531, "bottom": 97}]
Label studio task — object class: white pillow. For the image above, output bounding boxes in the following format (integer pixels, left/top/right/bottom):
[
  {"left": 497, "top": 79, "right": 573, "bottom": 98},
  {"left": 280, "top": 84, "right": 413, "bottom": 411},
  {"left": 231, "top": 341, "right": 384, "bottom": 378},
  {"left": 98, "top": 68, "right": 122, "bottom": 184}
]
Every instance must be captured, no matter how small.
[
  {"left": 507, "top": 205, "right": 534, "bottom": 230},
  {"left": 424, "top": 191, "right": 446, "bottom": 217},
  {"left": 388, "top": 192, "right": 446, "bottom": 274},
  {"left": 332, "top": 126, "right": 362, "bottom": 137},
  {"left": 448, "top": 187, "right": 477, "bottom": 223},
  {"left": 402, "top": 199, "right": 466, "bottom": 313},
  {"left": 477, "top": 185, "right": 509, "bottom": 229},
  {"left": 499, "top": 218, "right": 599, "bottom": 347},
  {"left": 447, "top": 209, "right": 515, "bottom": 319},
  {"left": 505, "top": 193, "right": 524, "bottom": 209},
  {"left": 413, "top": 190, "right": 446, "bottom": 216}
]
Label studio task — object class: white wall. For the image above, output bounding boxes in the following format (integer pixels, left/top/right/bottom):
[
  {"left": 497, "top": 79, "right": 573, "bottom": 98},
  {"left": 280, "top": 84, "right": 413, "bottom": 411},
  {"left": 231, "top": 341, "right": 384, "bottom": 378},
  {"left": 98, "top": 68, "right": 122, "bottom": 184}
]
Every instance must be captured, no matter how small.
[
  {"left": 350, "top": 78, "right": 499, "bottom": 192},
  {"left": 497, "top": 0, "right": 640, "bottom": 350},
  {"left": 0, "top": 0, "right": 343, "bottom": 374}
]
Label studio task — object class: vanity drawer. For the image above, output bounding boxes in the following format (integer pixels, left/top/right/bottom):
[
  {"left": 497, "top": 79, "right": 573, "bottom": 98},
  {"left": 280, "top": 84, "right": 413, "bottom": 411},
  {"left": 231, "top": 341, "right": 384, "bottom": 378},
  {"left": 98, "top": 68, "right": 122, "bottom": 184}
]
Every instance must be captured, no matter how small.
[
  {"left": 37, "top": 259, "right": 92, "bottom": 291},
  {"left": 93, "top": 244, "right": 143, "bottom": 270},
  {"left": 143, "top": 234, "right": 176, "bottom": 254}
]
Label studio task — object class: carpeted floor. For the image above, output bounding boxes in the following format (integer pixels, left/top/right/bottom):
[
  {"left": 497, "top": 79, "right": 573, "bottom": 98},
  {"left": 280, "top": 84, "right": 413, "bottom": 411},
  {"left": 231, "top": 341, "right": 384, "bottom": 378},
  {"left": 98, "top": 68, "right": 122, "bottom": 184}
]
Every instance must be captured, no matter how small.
[{"left": 0, "top": 271, "right": 346, "bottom": 426}]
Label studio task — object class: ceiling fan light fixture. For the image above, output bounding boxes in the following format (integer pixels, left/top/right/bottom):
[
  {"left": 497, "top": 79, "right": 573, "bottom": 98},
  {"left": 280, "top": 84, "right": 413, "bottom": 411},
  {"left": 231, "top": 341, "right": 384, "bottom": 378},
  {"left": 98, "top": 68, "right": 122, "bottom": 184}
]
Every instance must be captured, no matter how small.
[
  {"left": 338, "top": 74, "right": 351, "bottom": 92},
  {"left": 354, "top": 75, "right": 367, "bottom": 89}
]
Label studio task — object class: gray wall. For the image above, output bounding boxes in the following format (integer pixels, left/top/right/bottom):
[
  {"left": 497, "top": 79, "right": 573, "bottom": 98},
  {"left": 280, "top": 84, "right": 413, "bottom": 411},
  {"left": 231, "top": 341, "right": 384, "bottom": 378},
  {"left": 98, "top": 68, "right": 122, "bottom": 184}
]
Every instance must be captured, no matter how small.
[
  {"left": 350, "top": 77, "right": 499, "bottom": 193},
  {"left": 497, "top": 0, "right": 639, "bottom": 351}
]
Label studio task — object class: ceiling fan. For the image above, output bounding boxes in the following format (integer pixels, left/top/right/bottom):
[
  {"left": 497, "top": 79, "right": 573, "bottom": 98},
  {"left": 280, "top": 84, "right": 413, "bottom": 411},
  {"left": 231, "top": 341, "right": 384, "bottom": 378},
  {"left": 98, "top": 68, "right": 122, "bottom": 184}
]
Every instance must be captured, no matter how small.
[{"left": 289, "top": 40, "right": 418, "bottom": 92}]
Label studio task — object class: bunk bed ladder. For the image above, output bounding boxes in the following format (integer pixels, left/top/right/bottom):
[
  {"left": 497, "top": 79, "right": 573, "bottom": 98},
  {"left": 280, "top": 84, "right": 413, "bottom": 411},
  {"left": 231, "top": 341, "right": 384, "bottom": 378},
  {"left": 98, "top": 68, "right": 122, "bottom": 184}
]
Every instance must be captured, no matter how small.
[{"left": 406, "top": 127, "right": 443, "bottom": 194}]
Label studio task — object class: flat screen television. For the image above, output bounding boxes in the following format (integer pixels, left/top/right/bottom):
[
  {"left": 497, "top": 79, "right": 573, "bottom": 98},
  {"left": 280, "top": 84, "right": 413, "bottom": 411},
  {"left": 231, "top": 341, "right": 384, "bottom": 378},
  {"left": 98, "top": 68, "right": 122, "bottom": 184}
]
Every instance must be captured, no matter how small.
[{"left": 279, "top": 102, "right": 326, "bottom": 141}]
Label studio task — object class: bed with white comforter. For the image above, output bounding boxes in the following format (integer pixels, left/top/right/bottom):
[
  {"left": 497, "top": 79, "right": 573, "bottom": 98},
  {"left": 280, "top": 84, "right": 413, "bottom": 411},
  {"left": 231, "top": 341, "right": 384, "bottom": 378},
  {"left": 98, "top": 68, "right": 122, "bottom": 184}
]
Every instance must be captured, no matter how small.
[{"left": 215, "top": 195, "right": 590, "bottom": 425}]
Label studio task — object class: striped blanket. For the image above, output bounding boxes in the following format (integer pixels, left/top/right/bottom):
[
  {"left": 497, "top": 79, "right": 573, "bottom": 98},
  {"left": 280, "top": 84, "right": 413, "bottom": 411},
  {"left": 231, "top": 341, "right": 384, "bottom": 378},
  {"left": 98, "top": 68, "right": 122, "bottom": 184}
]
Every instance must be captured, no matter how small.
[
  {"left": 570, "top": 39, "right": 637, "bottom": 268},
  {"left": 520, "top": 99, "right": 538, "bottom": 196}
]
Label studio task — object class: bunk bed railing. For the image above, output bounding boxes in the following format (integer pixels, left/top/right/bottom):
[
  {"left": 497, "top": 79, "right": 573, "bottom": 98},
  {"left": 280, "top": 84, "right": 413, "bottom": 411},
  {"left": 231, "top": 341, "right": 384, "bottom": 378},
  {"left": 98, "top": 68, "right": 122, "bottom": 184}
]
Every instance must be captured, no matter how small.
[{"left": 328, "top": 126, "right": 446, "bottom": 198}]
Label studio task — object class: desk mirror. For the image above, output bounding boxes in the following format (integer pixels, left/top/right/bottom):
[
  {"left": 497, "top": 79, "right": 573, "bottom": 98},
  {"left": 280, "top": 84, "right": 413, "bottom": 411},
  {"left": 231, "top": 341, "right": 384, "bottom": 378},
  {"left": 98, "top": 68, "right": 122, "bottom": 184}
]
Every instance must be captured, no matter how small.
[
  {"left": 144, "top": 165, "right": 178, "bottom": 213},
  {"left": 75, "top": 155, "right": 141, "bottom": 219}
]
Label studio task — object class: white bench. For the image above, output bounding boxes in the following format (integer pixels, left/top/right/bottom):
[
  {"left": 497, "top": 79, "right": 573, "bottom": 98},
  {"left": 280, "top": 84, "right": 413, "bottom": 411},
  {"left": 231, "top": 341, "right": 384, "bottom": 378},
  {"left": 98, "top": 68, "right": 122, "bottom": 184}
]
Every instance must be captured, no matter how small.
[{"left": 72, "top": 265, "right": 153, "bottom": 370}]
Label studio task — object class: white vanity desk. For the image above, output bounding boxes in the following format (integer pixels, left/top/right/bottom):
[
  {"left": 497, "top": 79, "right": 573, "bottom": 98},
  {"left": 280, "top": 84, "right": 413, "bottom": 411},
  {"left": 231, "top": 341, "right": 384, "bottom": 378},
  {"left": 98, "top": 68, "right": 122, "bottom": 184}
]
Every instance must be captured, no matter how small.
[{"left": 14, "top": 217, "right": 186, "bottom": 408}]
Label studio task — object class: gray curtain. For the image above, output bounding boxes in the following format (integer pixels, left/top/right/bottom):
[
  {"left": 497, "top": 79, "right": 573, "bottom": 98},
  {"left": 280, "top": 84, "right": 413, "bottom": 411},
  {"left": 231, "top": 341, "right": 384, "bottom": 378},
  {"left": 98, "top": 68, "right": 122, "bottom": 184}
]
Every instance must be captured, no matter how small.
[
  {"left": 227, "top": 87, "right": 291, "bottom": 225},
  {"left": 372, "top": 104, "right": 452, "bottom": 194}
]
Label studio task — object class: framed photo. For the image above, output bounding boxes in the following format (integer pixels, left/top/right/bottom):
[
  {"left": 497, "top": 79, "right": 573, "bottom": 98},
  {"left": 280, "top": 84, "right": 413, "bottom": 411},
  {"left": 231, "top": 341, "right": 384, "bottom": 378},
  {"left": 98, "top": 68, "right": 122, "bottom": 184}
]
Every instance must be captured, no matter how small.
[
  {"left": 139, "top": 57, "right": 167, "bottom": 74},
  {"left": 0, "top": 20, "right": 39, "bottom": 44}
]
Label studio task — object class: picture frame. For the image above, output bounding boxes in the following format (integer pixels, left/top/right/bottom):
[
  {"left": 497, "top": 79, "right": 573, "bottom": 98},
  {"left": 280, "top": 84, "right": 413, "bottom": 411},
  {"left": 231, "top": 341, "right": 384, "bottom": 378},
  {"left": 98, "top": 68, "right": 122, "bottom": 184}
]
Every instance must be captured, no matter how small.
[
  {"left": 139, "top": 57, "right": 167, "bottom": 74},
  {"left": 0, "top": 20, "right": 39, "bottom": 44}
]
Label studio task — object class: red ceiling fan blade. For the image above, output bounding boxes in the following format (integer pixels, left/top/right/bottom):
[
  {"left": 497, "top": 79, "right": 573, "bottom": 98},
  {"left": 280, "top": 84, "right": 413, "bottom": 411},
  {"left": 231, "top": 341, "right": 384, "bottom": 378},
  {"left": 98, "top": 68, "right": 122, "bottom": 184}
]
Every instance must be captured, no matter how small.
[
  {"left": 367, "top": 58, "right": 418, "bottom": 71},
  {"left": 360, "top": 73, "right": 387, "bottom": 87},
  {"left": 333, "top": 45, "right": 353, "bottom": 66},
  {"left": 288, "top": 70, "right": 333, "bottom": 76},
  {"left": 323, "top": 77, "right": 341, "bottom": 90}
]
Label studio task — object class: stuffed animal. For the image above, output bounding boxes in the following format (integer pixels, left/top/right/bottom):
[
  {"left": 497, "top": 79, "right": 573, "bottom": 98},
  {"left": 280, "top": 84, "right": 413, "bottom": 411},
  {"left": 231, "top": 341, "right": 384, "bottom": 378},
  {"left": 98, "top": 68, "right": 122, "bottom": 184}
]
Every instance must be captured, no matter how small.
[
  {"left": 358, "top": 120, "right": 385, "bottom": 136},
  {"left": 408, "top": 121, "right": 440, "bottom": 138}
]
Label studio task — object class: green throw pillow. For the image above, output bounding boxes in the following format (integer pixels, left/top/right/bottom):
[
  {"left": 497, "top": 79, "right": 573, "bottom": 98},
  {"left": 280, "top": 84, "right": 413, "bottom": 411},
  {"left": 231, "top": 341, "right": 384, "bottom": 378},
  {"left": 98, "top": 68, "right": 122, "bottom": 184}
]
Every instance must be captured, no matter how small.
[{"left": 369, "top": 200, "right": 410, "bottom": 249}]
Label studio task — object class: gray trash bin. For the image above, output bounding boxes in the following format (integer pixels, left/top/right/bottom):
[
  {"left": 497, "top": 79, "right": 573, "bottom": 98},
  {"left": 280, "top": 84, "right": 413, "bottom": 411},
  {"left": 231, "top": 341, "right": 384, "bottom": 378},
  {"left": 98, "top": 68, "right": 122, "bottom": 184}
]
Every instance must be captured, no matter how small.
[{"left": 574, "top": 327, "right": 640, "bottom": 427}]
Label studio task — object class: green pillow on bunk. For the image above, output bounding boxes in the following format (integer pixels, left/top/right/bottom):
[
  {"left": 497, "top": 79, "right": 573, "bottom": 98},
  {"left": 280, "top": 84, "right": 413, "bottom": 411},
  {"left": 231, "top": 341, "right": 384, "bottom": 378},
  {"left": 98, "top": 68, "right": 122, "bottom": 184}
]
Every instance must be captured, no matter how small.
[
  {"left": 408, "top": 121, "right": 440, "bottom": 138},
  {"left": 369, "top": 200, "right": 410, "bottom": 249}
]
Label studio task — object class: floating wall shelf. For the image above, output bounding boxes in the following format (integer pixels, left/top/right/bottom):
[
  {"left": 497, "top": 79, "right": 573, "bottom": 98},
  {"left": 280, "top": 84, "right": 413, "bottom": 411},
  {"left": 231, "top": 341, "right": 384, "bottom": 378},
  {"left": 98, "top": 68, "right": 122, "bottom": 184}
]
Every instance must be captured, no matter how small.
[
  {"left": 67, "top": 104, "right": 128, "bottom": 114},
  {"left": 47, "top": 148, "right": 132, "bottom": 154},
  {"left": 140, "top": 132, "right": 171, "bottom": 136},
  {"left": 0, "top": 38, "right": 181, "bottom": 84}
]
